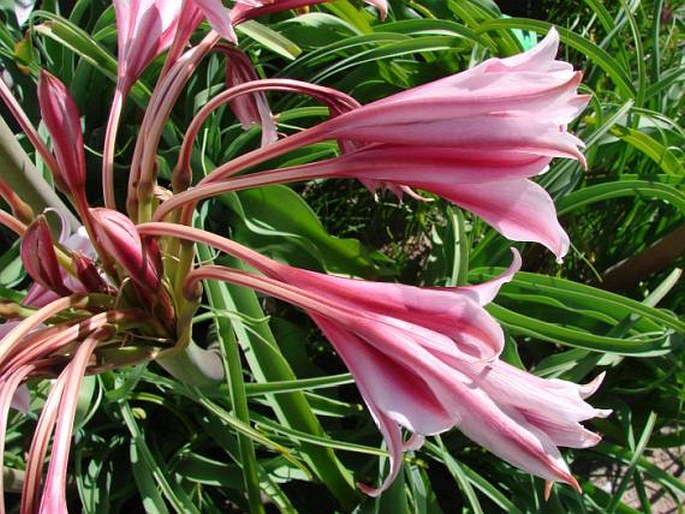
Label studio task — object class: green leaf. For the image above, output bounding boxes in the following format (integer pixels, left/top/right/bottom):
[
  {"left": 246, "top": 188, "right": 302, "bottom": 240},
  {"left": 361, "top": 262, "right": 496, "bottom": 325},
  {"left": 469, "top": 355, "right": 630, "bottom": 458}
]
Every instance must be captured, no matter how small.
[
  {"left": 224, "top": 185, "right": 378, "bottom": 277},
  {"left": 32, "top": 10, "right": 118, "bottom": 81},
  {"left": 610, "top": 126, "right": 685, "bottom": 175},
  {"left": 277, "top": 12, "right": 360, "bottom": 48},
  {"left": 237, "top": 20, "right": 302, "bottom": 60},
  {"left": 470, "top": 269, "right": 684, "bottom": 356},
  {"left": 426, "top": 439, "right": 484, "bottom": 514},
  {"left": 557, "top": 180, "right": 685, "bottom": 216},
  {"left": 129, "top": 441, "right": 170, "bottom": 514}
]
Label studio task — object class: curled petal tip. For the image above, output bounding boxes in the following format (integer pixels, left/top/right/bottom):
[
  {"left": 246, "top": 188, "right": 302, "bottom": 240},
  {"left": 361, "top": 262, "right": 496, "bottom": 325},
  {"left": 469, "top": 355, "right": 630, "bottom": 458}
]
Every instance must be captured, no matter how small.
[
  {"left": 579, "top": 372, "right": 606, "bottom": 399},
  {"left": 402, "top": 433, "right": 425, "bottom": 451},
  {"left": 364, "top": 0, "right": 387, "bottom": 20},
  {"left": 595, "top": 408, "right": 613, "bottom": 419},
  {"left": 357, "top": 482, "right": 383, "bottom": 498}
]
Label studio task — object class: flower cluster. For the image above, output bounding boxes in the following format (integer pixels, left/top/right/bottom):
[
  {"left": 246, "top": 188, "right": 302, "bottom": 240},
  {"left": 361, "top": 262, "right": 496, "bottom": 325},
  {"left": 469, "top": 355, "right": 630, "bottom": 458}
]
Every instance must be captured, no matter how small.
[{"left": 0, "top": 0, "right": 608, "bottom": 511}]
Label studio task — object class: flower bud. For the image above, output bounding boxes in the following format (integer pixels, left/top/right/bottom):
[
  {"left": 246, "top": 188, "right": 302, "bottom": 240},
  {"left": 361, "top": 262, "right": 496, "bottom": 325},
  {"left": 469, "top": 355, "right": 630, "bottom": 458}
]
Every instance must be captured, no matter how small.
[
  {"left": 89, "top": 208, "right": 161, "bottom": 291},
  {"left": 38, "top": 70, "right": 86, "bottom": 201},
  {"left": 20, "top": 216, "right": 70, "bottom": 295}
]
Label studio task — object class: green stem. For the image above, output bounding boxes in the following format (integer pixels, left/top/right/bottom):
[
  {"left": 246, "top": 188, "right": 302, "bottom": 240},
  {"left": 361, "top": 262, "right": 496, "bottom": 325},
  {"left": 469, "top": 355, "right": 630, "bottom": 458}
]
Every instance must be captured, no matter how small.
[{"left": 0, "top": 116, "right": 79, "bottom": 231}]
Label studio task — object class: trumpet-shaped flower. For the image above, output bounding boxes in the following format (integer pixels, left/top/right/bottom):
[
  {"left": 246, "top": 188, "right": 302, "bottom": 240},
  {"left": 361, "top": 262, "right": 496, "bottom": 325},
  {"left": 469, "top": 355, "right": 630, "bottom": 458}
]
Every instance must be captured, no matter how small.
[
  {"left": 321, "top": 29, "right": 587, "bottom": 162},
  {"left": 113, "top": 0, "right": 181, "bottom": 92},
  {"left": 113, "top": 0, "right": 235, "bottom": 93},
  {"left": 135, "top": 223, "right": 609, "bottom": 498},
  {"left": 158, "top": 29, "right": 586, "bottom": 258},
  {"left": 181, "top": 247, "right": 609, "bottom": 496}
]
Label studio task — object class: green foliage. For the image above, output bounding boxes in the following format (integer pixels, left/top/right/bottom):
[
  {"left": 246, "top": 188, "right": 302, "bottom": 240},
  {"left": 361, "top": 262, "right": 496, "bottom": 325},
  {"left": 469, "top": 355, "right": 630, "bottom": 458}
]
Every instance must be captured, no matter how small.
[{"left": 0, "top": 0, "right": 683, "bottom": 512}]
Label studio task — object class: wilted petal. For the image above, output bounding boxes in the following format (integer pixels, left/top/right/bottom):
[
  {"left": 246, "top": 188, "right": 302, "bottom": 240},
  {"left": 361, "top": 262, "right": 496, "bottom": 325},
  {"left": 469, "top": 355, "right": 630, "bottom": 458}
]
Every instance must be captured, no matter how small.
[
  {"left": 222, "top": 46, "right": 277, "bottom": 146},
  {"left": 10, "top": 384, "right": 30, "bottom": 413}
]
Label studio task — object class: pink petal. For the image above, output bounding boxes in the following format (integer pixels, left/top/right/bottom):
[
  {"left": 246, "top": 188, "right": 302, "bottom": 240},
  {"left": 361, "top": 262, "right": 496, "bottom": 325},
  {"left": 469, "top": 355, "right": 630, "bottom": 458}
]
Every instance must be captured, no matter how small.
[
  {"left": 276, "top": 265, "right": 505, "bottom": 359},
  {"left": 432, "top": 179, "right": 570, "bottom": 259},
  {"left": 113, "top": 0, "right": 181, "bottom": 90},
  {"left": 313, "top": 314, "right": 452, "bottom": 496},
  {"left": 305, "top": 27, "right": 587, "bottom": 168},
  {"left": 318, "top": 309, "right": 581, "bottom": 490},
  {"left": 193, "top": 0, "right": 237, "bottom": 42},
  {"left": 321, "top": 145, "right": 555, "bottom": 185},
  {"left": 459, "top": 249, "right": 521, "bottom": 306},
  {"left": 222, "top": 46, "right": 277, "bottom": 146}
]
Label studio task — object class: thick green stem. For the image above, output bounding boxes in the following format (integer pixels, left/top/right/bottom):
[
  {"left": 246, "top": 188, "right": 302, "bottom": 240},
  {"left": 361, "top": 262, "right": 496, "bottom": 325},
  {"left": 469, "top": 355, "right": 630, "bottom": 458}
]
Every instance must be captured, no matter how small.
[
  {"left": 156, "top": 340, "right": 225, "bottom": 390},
  {"left": 0, "top": 116, "right": 79, "bottom": 231}
]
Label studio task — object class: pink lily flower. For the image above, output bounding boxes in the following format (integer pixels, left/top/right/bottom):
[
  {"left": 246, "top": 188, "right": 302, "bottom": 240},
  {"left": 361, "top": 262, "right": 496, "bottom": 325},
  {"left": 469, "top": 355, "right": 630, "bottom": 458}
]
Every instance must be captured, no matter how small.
[
  {"left": 178, "top": 247, "right": 608, "bottom": 496},
  {"left": 138, "top": 223, "right": 609, "bottom": 497},
  {"left": 317, "top": 29, "right": 587, "bottom": 161},
  {"left": 113, "top": 0, "right": 182, "bottom": 93},
  {"left": 157, "top": 29, "right": 586, "bottom": 258},
  {"left": 113, "top": 0, "right": 236, "bottom": 93}
]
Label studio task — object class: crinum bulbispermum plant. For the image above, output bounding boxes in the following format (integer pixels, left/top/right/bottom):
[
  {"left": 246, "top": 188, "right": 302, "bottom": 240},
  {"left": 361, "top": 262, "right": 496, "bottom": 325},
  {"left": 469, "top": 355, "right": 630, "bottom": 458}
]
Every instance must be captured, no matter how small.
[{"left": 0, "top": 1, "right": 609, "bottom": 511}]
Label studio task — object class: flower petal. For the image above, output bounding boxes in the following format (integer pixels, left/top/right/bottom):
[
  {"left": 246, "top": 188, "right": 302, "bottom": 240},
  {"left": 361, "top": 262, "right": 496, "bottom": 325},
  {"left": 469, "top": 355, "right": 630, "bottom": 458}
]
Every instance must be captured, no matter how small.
[{"left": 433, "top": 179, "right": 570, "bottom": 259}]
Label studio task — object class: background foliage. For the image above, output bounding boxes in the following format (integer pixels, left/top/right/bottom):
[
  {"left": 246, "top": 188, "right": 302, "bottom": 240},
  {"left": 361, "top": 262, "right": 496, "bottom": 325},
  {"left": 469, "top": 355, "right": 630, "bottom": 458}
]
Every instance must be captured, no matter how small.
[{"left": 0, "top": 0, "right": 683, "bottom": 512}]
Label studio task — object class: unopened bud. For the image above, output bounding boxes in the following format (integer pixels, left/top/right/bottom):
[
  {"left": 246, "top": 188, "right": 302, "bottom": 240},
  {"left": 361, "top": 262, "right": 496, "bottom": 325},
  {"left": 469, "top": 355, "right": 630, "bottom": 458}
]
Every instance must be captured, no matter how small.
[
  {"left": 89, "top": 208, "right": 161, "bottom": 291},
  {"left": 20, "top": 216, "right": 70, "bottom": 295}
]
